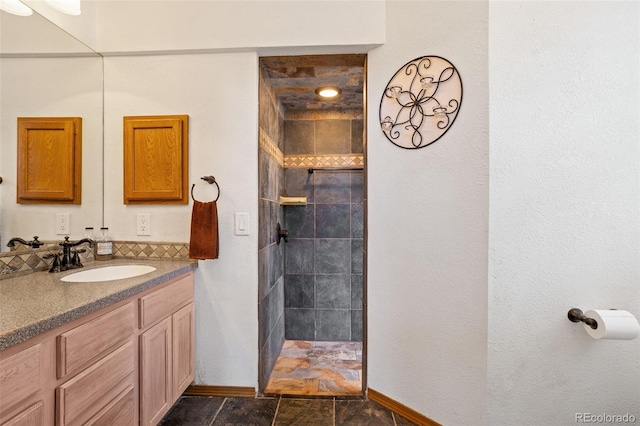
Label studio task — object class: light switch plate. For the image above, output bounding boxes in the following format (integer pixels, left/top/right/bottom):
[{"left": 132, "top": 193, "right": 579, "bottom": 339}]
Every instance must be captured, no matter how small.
[{"left": 235, "top": 212, "right": 249, "bottom": 235}]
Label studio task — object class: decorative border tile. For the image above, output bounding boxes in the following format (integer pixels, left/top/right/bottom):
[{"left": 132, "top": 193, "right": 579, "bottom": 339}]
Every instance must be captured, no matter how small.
[
  {"left": 284, "top": 154, "right": 364, "bottom": 169},
  {"left": 113, "top": 241, "right": 190, "bottom": 260},
  {"left": 0, "top": 242, "right": 94, "bottom": 279},
  {"left": 0, "top": 240, "right": 190, "bottom": 279},
  {"left": 260, "top": 128, "right": 284, "bottom": 167}
]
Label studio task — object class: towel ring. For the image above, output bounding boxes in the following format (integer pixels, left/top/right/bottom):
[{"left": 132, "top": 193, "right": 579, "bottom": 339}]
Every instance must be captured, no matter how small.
[{"left": 191, "top": 176, "right": 220, "bottom": 202}]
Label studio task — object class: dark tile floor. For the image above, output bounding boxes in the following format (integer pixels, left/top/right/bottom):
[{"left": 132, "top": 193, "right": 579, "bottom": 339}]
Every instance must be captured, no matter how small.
[{"left": 159, "top": 395, "right": 418, "bottom": 425}]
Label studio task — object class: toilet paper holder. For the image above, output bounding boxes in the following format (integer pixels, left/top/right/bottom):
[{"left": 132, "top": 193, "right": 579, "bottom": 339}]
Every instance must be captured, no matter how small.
[{"left": 568, "top": 308, "right": 598, "bottom": 330}]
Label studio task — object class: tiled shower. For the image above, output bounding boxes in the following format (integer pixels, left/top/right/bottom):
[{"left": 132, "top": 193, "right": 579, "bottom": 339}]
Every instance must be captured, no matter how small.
[
  {"left": 283, "top": 164, "right": 363, "bottom": 342},
  {"left": 257, "top": 57, "right": 364, "bottom": 392}
]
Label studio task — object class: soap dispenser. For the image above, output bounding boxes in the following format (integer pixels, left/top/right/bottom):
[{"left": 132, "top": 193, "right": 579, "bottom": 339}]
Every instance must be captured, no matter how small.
[{"left": 95, "top": 227, "right": 113, "bottom": 260}]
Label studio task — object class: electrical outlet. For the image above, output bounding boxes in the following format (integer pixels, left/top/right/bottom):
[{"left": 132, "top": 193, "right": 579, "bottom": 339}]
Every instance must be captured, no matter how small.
[
  {"left": 56, "top": 213, "right": 70, "bottom": 235},
  {"left": 137, "top": 213, "right": 151, "bottom": 236}
]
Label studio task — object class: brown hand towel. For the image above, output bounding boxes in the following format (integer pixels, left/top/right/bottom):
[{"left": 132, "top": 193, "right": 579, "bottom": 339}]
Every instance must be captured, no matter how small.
[{"left": 189, "top": 200, "right": 219, "bottom": 260}]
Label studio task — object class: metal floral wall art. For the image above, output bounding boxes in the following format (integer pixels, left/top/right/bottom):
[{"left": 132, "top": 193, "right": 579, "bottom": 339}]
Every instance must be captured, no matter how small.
[{"left": 379, "top": 56, "right": 462, "bottom": 149}]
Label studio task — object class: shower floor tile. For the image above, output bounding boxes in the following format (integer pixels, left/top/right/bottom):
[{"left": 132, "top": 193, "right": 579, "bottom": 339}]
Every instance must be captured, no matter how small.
[{"left": 265, "top": 340, "right": 363, "bottom": 396}]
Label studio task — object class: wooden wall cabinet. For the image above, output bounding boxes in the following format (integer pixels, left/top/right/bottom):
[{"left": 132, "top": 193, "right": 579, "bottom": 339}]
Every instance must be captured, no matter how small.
[
  {"left": 0, "top": 272, "right": 194, "bottom": 426},
  {"left": 17, "top": 117, "right": 82, "bottom": 204},
  {"left": 123, "top": 115, "right": 189, "bottom": 204}
]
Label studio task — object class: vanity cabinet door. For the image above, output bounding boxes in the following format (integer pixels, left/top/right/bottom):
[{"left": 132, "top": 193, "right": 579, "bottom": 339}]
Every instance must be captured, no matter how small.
[
  {"left": 172, "top": 303, "right": 194, "bottom": 401},
  {"left": 140, "top": 317, "right": 172, "bottom": 426}
]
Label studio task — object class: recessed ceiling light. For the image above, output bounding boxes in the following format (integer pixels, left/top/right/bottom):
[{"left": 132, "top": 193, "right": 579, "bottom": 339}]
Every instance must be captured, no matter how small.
[
  {"left": 315, "top": 87, "right": 342, "bottom": 98},
  {"left": 0, "top": 0, "right": 33, "bottom": 16}
]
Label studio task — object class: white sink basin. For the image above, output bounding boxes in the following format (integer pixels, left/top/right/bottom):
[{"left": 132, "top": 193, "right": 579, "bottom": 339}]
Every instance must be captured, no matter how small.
[{"left": 60, "top": 265, "right": 156, "bottom": 282}]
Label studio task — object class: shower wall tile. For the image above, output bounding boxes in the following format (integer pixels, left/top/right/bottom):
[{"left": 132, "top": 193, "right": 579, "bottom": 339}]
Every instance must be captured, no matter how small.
[
  {"left": 285, "top": 274, "right": 314, "bottom": 308},
  {"left": 278, "top": 111, "right": 285, "bottom": 152},
  {"left": 259, "top": 199, "right": 270, "bottom": 249},
  {"left": 316, "top": 275, "right": 351, "bottom": 309},
  {"left": 259, "top": 68, "right": 285, "bottom": 392},
  {"left": 315, "top": 120, "right": 351, "bottom": 154},
  {"left": 270, "top": 201, "right": 281, "bottom": 245},
  {"left": 259, "top": 276, "right": 283, "bottom": 347},
  {"left": 351, "top": 119, "right": 364, "bottom": 154},
  {"left": 351, "top": 275, "right": 363, "bottom": 309},
  {"left": 314, "top": 172, "right": 351, "bottom": 204},
  {"left": 316, "top": 310, "right": 350, "bottom": 341},
  {"left": 270, "top": 156, "right": 281, "bottom": 201},
  {"left": 284, "top": 120, "right": 314, "bottom": 155},
  {"left": 316, "top": 204, "right": 351, "bottom": 238},
  {"left": 285, "top": 239, "right": 314, "bottom": 274},
  {"left": 258, "top": 247, "right": 270, "bottom": 301},
  {"left": 351, "top": 172, "right": 364, "bottom": 203},
  {"left": 284, "top": 205, "right": 314, "bottom": 238},
  {"left": 282, "top": 114, "right": 364, "bottom": 343},
  {"left": 351, "top": 310, "right": 363, "bottom": 342},
  {"left": 316, "top": 239, "right": 350, "bottom": 274},
  {"left": 351, "top": 204, "right": 363, "bottom": 238},
  {"left": 269, "top": 243, "right": 283, "bottom": 290},
  {"left": 261, "top": 313, "right": 285, "bottom": 388},
  {"left": 284, "top": 168, "right": 315, "bottom": 202},
  {"left": 351, "top": 239, "right": 363, "bottom": 274},
  {"left": 274, "top": 242, "right": 284, "bottom": 285},
  {"left": 259, "top": 149, "right": 269, "bottom": 200},
  {"left": 285, "top": 308, "right": 315, "bottom": 340}
]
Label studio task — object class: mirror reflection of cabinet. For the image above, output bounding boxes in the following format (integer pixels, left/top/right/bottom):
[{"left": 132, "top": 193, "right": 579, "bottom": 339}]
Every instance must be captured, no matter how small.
[
  {"left": 16, "top": 117, "right": 82, "bottom": 204},
  {"left": 123, "top": 115, "right": 189, "bottom": 205}
]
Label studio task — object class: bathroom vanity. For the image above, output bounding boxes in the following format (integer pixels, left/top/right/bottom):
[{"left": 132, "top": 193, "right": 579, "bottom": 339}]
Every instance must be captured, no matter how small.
[{"left": 0, "top": 260, "right": 196, "bottom": 426}]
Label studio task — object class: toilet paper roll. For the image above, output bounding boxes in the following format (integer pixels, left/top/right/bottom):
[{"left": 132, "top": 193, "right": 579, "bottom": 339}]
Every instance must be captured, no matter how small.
[{"left": 583, "top": 309, "right": 640, "bottom": 340}]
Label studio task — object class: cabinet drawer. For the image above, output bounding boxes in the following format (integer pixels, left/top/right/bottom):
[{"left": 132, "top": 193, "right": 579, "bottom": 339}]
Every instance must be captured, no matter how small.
[
  {"left": 2, "top": 401, "right": 44, "bottom": 426},
  {"left": 57, "top": 340, "right": 134, "bottom": 426},
  {"left": 57, "top": 302, "right": 135, "bottom": 379},
  {"left": 0, "top": 344, "right": 41, "bottom": 416},
  {"left": 139, "top": 273, "right": 193, "bottom": 329},
  {"left": 85, "top": 385, "right": 135, "bottom": 426}
]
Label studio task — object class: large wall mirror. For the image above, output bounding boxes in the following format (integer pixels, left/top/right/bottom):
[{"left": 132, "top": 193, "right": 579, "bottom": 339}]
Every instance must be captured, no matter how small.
[{"left": 0, "top": 8, "right": 103, "bottom": 251}]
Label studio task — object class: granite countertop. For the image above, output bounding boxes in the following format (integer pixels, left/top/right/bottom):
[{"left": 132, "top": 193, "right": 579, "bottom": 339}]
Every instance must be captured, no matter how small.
[{"left": 0, "top": 258, "right": 197, "bottom": 351}]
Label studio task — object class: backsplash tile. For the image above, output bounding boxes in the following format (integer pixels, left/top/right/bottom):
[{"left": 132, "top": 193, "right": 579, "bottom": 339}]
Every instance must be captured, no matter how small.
[
  {"left": 112, "top": 241, "right": 190, "bottom": 259},
  {"left": 0, "top": 240, "right": 190, "bottom": 279}
]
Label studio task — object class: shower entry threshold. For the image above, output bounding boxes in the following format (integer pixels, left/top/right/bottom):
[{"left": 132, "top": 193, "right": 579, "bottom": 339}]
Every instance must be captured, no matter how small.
[{"left": 265, "top": 340, "right": 363, "bottom": 396}]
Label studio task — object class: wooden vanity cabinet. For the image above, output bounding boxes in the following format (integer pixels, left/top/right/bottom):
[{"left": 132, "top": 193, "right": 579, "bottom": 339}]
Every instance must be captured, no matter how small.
[
  {"left": 0, "top": 271, "right": 194, "bottom": 426},
  {"left": 0, "top": 341, "right": 53, "bottom": 426},
  {"left": 139, "top": 274, "right": 194, "bottom": 426}
]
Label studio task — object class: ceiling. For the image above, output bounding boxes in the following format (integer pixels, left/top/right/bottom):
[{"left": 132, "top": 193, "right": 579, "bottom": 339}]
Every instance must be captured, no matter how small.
[{"left": 260, "top": 54, "right": 365, "bottom": 113}]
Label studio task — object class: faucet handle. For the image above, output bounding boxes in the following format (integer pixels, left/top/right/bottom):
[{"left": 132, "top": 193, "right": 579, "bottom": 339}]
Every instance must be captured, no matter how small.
[
  {"left": 44, "top": 253, "right": 62, "bottom": 273},
  {"left": 30, "top": 236, "right": 44, "bottom": 248},
  {"left": 70, "top": 250, "right": 85, "bottom": 268}
]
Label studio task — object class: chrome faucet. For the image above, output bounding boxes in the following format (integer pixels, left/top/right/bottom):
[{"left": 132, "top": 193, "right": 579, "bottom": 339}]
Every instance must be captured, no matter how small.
[
  {"left": 45, "top": 237, "right": 94, "bottom": 273},
  {"left": 6, "top": 236, "right": 44, "bottom": 249}
]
